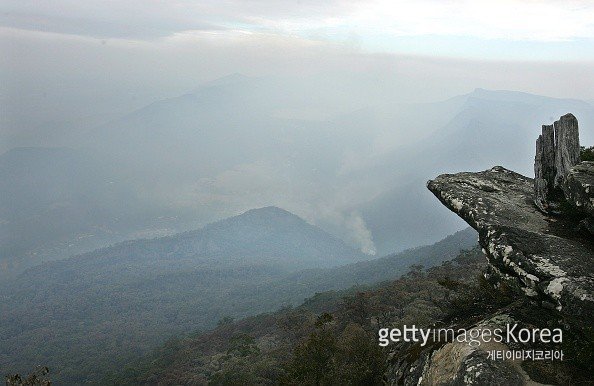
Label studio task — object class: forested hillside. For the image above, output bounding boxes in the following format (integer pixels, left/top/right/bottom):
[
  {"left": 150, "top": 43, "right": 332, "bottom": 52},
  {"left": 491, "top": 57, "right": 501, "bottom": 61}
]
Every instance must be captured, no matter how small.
[
  {"left": 0, "top": 208, "right": 474, "bottom": 384},
  {"left": 110, "top": 247, "right": 489, "bottom": 385}
]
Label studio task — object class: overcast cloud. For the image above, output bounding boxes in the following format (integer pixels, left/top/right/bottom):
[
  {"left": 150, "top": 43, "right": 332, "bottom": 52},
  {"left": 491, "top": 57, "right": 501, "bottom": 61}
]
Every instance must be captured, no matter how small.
[{"left": 3, "top": 1, "right": 594, "bottom": 45}]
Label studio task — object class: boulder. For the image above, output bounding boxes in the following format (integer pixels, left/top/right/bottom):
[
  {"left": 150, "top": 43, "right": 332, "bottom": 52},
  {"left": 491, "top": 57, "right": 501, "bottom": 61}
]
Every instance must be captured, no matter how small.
[{"left": 386, "top": 313, "right": 536, "bottom": 386}]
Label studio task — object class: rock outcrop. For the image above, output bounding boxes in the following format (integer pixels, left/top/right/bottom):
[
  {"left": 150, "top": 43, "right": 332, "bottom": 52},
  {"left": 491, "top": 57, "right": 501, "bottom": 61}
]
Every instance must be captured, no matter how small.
[
  {"left": 534, "top": 113, "right": 581, "bottom": 213},
  {"left": 386, "top": 114, "right": 593, "bottom": 385},
  {"left": 385, "top": 313, "right": 546, "bottom": 386},
  {"left": 563, "top": 161, "right": 594, "bottom": 217},
  {"left": 427, "top": 166, "right": 593, "bottom": 316}
]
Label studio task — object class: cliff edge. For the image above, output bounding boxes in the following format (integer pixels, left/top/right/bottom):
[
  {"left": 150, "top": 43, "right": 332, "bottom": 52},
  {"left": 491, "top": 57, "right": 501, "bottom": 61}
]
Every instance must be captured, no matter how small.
[
  {"left": 427, "top": 165, "right": 593, "bottom": 317},
  {"left": 386, "top": 114, "right": 593, "bottom": 385}
]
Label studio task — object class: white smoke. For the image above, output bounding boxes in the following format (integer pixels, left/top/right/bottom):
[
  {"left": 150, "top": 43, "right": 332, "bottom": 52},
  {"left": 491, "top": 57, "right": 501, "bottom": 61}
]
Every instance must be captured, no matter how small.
[
  {"left": 182, "top": 159, "right": 380, "bottom": 255},
  {"left": 343, "top": 212, "right": 377, "bottom": 255}
]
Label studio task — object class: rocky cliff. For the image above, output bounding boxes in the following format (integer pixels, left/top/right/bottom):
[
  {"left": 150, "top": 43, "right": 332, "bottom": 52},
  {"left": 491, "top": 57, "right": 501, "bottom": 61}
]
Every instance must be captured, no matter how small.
[
  {"left": 386, "top": 114, "right": 593, "bottom": 385},
  {"left": 428, "top": 166, "right": 593, "bottom": 316}
]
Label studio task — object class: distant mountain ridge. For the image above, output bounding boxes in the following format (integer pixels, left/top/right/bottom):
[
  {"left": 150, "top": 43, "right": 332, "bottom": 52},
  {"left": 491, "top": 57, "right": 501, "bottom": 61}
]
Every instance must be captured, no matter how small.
[
  {"left": 197, "top": 206, "right": 363, "bottom": 263},
  {"left": 30, "top": 206, "right": 365, "bottom": 274},
  {"left": 4, "top": 80, "right": 594, "bottom": 274},
  {"left": 90, "top": 80, "right": 594, "bottom": 257}
]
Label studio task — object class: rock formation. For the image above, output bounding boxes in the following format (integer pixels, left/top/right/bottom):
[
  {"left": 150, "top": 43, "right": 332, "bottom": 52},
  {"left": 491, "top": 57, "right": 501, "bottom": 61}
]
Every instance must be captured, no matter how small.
[
  {"left": 385, "top": 114, "right": 593, "bottom": 385},
  {"left": 563, "top": 161, "right": 594, "bottom": 233},
  {"left": 427, "top": 166, "right": 593, "bottom": 314},
  {"left": 534, "top": 113, "right": 581, "bottom": 212}
]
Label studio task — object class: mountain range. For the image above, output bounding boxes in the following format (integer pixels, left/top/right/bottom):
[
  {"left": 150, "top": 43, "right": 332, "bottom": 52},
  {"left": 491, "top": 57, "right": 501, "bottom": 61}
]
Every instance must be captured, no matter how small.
[{"left": 2, "top": 75, "right": 593, "bottom": 276}]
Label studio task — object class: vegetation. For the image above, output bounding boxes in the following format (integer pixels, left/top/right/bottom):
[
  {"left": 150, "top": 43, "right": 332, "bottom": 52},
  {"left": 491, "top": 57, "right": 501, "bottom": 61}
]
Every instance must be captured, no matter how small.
[
  {"left": 109, "top": 248, "right": 488, "bottom": 385},
  {"left": 581, "top": 146, "right": 594, "bottom": 161},
  {"left": 287, "top": 322, "right": 385, "bottom": 385},
  {"left": 6, "top": 235, "right": 587, "bottom": 385},
  {"left": 5, "top": 367, "right": 51, "bottom": 386},
  {"left": 0, "top": 225, "right": 474, "bottom": 384},
  {"left": 111, "top": 244, "right": 592, "bottom": 385}
]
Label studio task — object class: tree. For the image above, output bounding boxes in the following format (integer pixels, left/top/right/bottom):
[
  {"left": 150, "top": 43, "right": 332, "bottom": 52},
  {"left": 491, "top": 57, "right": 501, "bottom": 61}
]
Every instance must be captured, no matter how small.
[
  {"left": 227, "top": 333, "right": 260, "bottom": 357},
  {"left": 331, "top": 323, "right": 385, "bottom": 385},
  {"left": 580, "top": 146, "right": 594, "bottom": 161},
  {"left": 288, "top": 328, "right": 337, "bottom": 385},
  {"left": 343, "top": 293, "right": 371, "bottom": 326},
  {"left": 5, "top": 367, "right": 51, "bottom": 386}
]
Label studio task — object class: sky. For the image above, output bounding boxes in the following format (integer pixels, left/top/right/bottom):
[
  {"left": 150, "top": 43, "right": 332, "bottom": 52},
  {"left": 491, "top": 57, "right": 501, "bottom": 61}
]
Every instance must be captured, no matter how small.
[
  {"left": 2, "top": 0, "right": 594, "bottom": 149},
  {"left": 2, "top": 0, "right": 594, "bottom": 58}
]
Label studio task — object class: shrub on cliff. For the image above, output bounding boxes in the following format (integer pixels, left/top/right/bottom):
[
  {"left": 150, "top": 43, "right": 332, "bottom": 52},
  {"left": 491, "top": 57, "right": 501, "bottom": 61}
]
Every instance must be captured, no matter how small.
[{"left": 581, "top": 146, "right": 594, "bottom": 161}]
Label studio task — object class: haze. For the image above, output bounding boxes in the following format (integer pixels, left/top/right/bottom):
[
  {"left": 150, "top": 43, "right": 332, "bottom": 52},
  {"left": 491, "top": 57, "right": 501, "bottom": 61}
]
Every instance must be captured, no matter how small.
[{"left": 1, "top": 0, "right": 594, "bottom": 272}]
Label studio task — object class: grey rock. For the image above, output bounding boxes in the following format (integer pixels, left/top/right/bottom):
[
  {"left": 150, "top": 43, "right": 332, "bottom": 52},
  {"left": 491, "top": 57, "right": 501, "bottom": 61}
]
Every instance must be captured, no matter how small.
[
  {"left": 534, "top": 124, "right": 556, "bottom": 212},
  {"left": 417, "top": 342, "right": 524, "bottom": 385},
  {"left": 554, "top": 114, "right": 580, "bottom": 188},
  {"left": 407, "top": 114, "right": 592, "bottom": 386},
  {"left": 427, "top": 166, "right": 594, "bottom": 318},
  {"left": 533, "top": 114, "right": 581, "bottom": 213},
  {"left": 386, "top": 314, "right": 538, "bottom": 386},
  {"left": 563, "top": 161, "right": 594, "bottom": 218}
]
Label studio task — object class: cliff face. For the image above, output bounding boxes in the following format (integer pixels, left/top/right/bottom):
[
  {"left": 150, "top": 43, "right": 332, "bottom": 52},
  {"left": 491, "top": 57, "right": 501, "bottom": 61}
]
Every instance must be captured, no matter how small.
[
  {"left": 386, "top": 115, "right": 593, "bottom": 385},
  {"left": 427, "top": 166, "right": 593, "bottom": 316},
  {"left": 563, "top": 161, "right": 594, "bottom": 228}
]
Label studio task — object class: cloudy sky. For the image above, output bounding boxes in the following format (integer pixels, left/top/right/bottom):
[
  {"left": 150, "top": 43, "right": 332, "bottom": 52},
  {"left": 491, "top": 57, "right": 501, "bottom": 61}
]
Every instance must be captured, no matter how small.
[
  {"left": 3, "top": 0, "right": 594, "bottom": 56},
  {"left": 2, "top": 1, "right": 594, "bottom": 255},
  {"left": 2, "top": 0, "right": 594, "bottom": 150}
]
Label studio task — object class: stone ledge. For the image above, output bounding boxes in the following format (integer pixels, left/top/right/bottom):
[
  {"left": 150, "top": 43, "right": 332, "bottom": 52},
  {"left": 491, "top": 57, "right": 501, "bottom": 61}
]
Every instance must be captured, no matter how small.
[{"left": 427, "top": 166, "right": 593, "bottom": 318}]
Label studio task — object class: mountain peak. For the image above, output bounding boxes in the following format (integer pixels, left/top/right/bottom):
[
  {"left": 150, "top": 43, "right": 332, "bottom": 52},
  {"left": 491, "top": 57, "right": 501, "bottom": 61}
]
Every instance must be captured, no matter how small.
[
  {"left": 216, "top": 206, "right": 307, "bottom": 228},
  {"left": 180, "top": 73, "right": 258, "bottom": 100},
  {"left": 466, "top": 88, "right": 572, "bottom": 104},
  {"left": 241, "top": 206, "right": 295, "bottom": 217},
  {"left": 194, "top": 206, "right": 364, "bottom": 264}
]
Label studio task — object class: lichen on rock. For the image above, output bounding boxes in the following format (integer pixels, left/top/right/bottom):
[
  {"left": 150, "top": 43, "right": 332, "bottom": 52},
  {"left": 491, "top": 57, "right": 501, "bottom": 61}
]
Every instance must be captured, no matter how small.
[{"left": 427, "top": 165, "right": 593, "bottom": 316}]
